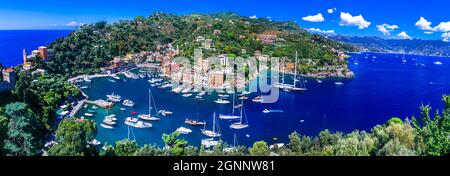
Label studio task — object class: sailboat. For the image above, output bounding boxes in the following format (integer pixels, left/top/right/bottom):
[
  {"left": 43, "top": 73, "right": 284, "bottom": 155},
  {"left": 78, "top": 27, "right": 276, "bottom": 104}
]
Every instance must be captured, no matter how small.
[
  {"left": 219, "top": 95, "right": 241, "bottom": 120},
  {"left": 230, "top": 103, "right": 249, "bottom": 129},
  {"left": 202, "top": 112, "right": 221, "bottom": 137},
  {"left": 289, "top": 51, "right": 307, "bottom": 91},
  {"left": 138, "top": 89, "right": 160, "bottom": 121}
]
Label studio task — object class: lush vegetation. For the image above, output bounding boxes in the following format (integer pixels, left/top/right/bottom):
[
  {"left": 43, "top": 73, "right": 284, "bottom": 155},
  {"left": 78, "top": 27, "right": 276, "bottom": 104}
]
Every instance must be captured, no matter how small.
[
  {"left": 42, "top": 11, "right": 355, "bottom": 77},
  {"left": 36, "top": 95, "right": 450, "bottom": 156}
]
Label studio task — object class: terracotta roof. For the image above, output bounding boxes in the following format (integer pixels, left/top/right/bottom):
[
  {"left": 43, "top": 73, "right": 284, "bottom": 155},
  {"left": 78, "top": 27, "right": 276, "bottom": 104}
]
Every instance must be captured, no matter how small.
[{"left": 3, "top": 68, "right": 14, "bottom": 73}]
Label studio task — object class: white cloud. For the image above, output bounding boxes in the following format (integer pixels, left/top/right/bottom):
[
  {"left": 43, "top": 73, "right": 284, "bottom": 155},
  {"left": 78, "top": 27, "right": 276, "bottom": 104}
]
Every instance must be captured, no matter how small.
[
  {"left": 339, "top": 12, "right": 371, "bottom": 29},
  {"left": 433, "top": 21, "right": 450, "bottom": 32},
  {"left": 302, "top": 13, "right": 324, "bottom": 22},
  {"left": 66, "top": 21, "right": 84, "bottom": 27},
  {"left": 376, "top": 24, "right": 399, "bottom": 35},
  {"left": 415, "top": 17, "right": 433, "bottom": 31},
  {"left": 397, "top": 31, "right": 412, "bottom": 40},
  {"left": 307, "top": 28, "right": 335, "bottom": 35},
  {"left": 249, "top": 15, "right": 257, "bottom": 19},
  {"left": 442, "top": 32, "right": 450, "bottom": 42},
  {"left": 327, "top": 8, "right": 336, "bottom": 14}
]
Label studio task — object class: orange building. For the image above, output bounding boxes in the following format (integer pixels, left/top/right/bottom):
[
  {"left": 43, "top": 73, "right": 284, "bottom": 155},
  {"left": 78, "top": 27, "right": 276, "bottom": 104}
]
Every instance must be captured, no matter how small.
[{"left": 38, "top": 46, "right": 48, "bottom": 59}]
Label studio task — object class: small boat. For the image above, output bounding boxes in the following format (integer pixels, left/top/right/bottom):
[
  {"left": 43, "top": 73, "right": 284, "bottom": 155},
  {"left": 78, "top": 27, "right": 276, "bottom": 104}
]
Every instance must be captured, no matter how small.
[
  {"left": 300, "top": 120, "right": 305, "bottom": 123},
  {"left": 120, "top": 108, "right": 126, "bottom": 111},
  {"left": 215, "top": 99, "right": 230, "bottom": 104},
  {"left": 103, "top": 119, "right": 117, "bottom": 125},
  {"left": 138, "top": 114, "right": 160, "bottom": 121},
  {"left": 241, "top": 91, "right": 251, "bottom": 95},
  {"left": 159, "top": 110, "right": 173, "bottom": 116},
  {"left": 131, "top": 111, "right": 138, "bottom": 115},
  {"left": 88, "top": 139, "right": 101, "bottom": 146},
  {"left": 218, "top": 94, "right": 229, "bottom": 98},
  {"left": 83, "top": 77, "right": 92, "bottom": 83},
  {"left": 171, "top": 87, "right": 183, "bottom": 94},
  {"left": 335, "top": 82, "right": 344, "bottom": 86},
  {"left": 84, "top": 113, "right": 94, "bottom": 117},
  {"left": 230, "top": 108, "right": 249, "bottom": 130},
  {"left": 185, "top": 119, "right": 206, "bottom": 126},
  {"left": 126, "top": 117, "right": 139, "bottom": 123},
  {"left": 239, "top": 96, "right": 248, "bottom": 100},
  {"left": 59, "top": 111, "right": 70, "bottom": 116},
  {"left": 263, "top": 109, "right": 270, "bottom": 113},
  {"left": 100, "top": 124, "right": 114, "bottom": 129},
  {"left": 92, "top": 105, "right": 98, "bottom": 110},
  {"left": 107, "top": 93, "right": 122, "bottom": 102},
  {"left": 122, "top": 99, "right": 135, "bottom": 107},
  {"left": 176, "top": 127, "right": 193, "bottom": 134},
  {"left": 201, "top": 138, "right": 219, "bottom": 148},
  {"left": 316, "top": 79, "right": 323, "bottom": 83},
  {"left": 269, "top": 143, "right": 285, "bottom": 149},
  {"left": 252, "top": 96, "right": 264, "bottom": 103},
  {"left": 182, "top": 93, "right": 192, "bottom": 97},
  {"left": 125, "top": 120, "right": 152, "bottom": 128},
  {"left": 79, "top": 86, "right": 89, "bottom": 89},
  {"left": 434, "top": 61, "right": 443, "bottom": 65}
]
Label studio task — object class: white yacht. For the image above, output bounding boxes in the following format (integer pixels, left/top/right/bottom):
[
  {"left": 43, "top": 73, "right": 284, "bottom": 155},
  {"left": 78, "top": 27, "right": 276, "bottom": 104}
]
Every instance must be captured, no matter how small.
[
  {"left": 139, "top": 89, "right": 161, "bottom": 121},
  {"left": 107, "top": 93, "right": 122, "bottom": 102},
  {"left": 335, "top": 82, "right": 344, "bottom": 86},
  {"left": 201, "top": 138, "right": 219, "bottom": 148},
  {"left": 176, "top": 127, "right": 193, "bottom": 134},
  {"left": 125, "top": 120, "right": 152, "bottom": 128},
  {"left": 434, "top": 61, "right": 443, "bottom": 65},
  {"left": 230, "top": 103, "right": 249, "bottom": 130},
  {"left": 202, "top": 113, "right": 221, "bottom": 138},
  {"left": 219, "top": 96, "right": 241, "bottom": 120},
  {"left": 122, "top": 99, "right": 135, "bottom": 107},
  {"left": 100, "top": 124, "right": 114, "bottom": 129},
  {"left": 215, "top": 99, "right": 230, "bottom": 104}
]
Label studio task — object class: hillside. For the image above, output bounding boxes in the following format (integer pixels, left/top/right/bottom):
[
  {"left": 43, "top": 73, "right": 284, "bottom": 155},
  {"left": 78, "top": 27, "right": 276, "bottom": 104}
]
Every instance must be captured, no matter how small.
[
  {"left": 44, "top": 12, "right": 356, "bottom": 76},
  {"left": 330, "top": 35, "right": 450, "bottom": 57}
]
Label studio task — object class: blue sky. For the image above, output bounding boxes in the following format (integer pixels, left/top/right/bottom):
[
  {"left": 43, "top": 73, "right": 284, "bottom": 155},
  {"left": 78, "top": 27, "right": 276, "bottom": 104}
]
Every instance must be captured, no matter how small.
[{"left": 0, "top": 0, "right": 449, "bottom": 41}]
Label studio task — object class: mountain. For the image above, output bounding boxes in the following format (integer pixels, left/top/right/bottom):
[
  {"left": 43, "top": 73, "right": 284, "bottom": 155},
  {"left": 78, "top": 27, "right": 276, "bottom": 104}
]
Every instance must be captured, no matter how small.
[{"left": 330, "top": 35, "right": 450, "bottom": 57}]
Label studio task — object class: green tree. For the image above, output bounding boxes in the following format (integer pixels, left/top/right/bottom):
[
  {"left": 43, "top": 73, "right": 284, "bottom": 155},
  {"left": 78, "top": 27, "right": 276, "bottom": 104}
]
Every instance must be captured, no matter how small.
[
  {"left": 249, "top": 141, "right": 269, "bottom": 156},
  {"left": 162, "top": 131, "right": 188, "bottom": 156},
  {"left": 114, "top": 139, "right": 139, "bottom": 156},
  {"left": 48, "top": 118, "right": 97, "bottom": 156},
  {"left": 3, "top": 102, "right": 42, "bottom": 156}
]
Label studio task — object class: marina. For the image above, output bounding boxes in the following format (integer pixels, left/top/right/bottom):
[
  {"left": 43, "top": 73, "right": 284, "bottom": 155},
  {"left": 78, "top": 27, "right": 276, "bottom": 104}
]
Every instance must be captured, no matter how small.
[{"left": 72, "top": 52, "right": 450, "bottom": 148}]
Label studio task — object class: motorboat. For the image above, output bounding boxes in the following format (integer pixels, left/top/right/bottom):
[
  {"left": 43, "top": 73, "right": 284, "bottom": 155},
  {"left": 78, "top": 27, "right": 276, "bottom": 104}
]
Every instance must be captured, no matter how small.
[
  {"left": 100, "top": 124, "right": 114, "bottom": 129},
  {"left": 122, "top": 99, "right": 135, "bottom": 107},
  {"left": 335, "top": 82, "right": 344, "bottom": 86},
  {"left": 158, "top": 110, "right": 173, "bottom": 116},
  {"left": 126, "top": 117, "right": 139, "bottom": 123},
  {"left": 181, "top": 88, "right": 191, "bottom": 94},
  {"left": 84, "top": 113, "right": 94, "bottom": 117},
  {"left": 138, "top": 114, "right": 160, "bottom": 121},
  {"left": 88, "top": 139, "right": 101, "bottom": 146},
  {"left": 105, "top": 114, "right": 117, "bottom": 121},
  {"left": 434, "top": 61, "right": 443, "bottom": 65},
  {"left": 263, "top": 109, "right": 270, "bottom": 113},
  {"left": 252, "top": 96, "right": 264, "bottom": 103},
  {"left": 171, "top": 87, "right": 183, "bottom": 94},
  {"left": 215, "top": 99, "right": 230, "bottom": 104},
  {"left": 182, "top": 93, "right": 192, "bottom": 97},
  {"left": 107, "top": 93, "right": 122, "bottom": 102},
  {"left": 185, "top": 119, "right": 206, "bottom": 126},
  {"left": 103, "top": 119, "right": 117, "bottom": 125},
  {"left": 125, "top": 120, "right": 152, "bottom": 128},
  {"left": 239, "top": 96, "right": 248, "bottom": 100},
  {"left": 176, "top": 127, "right": 193, "bottom": 134},
  {"left": 111, "top": 75, "right": 121, "bottom": 80},
  {"left": 201, "top": 138, "right": 219, "bottom": 148}
]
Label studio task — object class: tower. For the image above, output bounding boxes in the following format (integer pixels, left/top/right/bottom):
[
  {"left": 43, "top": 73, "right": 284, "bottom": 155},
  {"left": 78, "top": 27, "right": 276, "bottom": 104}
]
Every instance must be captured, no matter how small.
[{"left": 23, "top": 49, "right": 27, "bottom": 65}]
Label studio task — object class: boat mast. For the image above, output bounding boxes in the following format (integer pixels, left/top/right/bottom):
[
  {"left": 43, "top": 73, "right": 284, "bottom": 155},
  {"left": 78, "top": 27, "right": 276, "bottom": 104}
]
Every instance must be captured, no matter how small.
[
  {"left": 148, "top": 89, "right": 152, "bottom": 115},
  {"left": 232, "top": 94, "right": 235, "bottom": 114},
  {"left": 294, "top": 51, "right": 298, "bottom": 88}
]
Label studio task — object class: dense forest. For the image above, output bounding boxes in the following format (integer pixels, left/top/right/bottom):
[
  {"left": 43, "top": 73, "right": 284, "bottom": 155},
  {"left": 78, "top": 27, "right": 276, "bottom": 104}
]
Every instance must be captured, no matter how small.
[{"left": 43, "top": 11, "right": 356, "bottom": 77}]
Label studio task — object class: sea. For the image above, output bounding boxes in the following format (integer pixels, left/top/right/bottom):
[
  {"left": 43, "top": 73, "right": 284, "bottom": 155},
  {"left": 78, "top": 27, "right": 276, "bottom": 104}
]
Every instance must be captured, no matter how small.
[
  {"left": 1, "top": 30, "right": 449, "bottom": 148},
  {"left": 76, "top": 53, "right": 450, "bottom": 148},
  {"left": 0, "top": 30, "right": 73, "bottom": 67}
]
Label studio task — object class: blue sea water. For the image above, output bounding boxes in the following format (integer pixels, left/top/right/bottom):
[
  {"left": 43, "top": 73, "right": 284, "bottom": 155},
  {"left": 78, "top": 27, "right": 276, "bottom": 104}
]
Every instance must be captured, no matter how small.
[
  {"left": 0, "top": 30, "right": 72, "bottom": 67},
  {"left": 77, "top": 52, "right": 450, "bottom": 147}
]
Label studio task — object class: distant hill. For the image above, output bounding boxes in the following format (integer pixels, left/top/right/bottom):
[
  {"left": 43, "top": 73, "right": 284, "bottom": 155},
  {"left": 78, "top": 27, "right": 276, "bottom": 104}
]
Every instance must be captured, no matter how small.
[
  {"left": 330, "top": 35, "right": 450, "bottom": 57},
  {"left": 45, "top": 11, "right": 356, "bottom": 76}
]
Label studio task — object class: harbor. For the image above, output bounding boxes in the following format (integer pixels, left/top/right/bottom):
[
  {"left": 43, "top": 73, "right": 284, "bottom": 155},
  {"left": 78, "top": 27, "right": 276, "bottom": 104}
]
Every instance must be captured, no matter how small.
[{"left": 70, "top": 52, "right": 450, "bottom": 148}]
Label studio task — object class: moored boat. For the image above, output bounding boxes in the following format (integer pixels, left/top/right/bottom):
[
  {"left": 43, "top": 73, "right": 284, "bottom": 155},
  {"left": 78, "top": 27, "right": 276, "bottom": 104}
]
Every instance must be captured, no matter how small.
[
  {"left": 122, "top": 99, "right": 135, "bottom": 107},
  {"left": 176, "top": 127, "right": 193, "bottom": 134}
]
